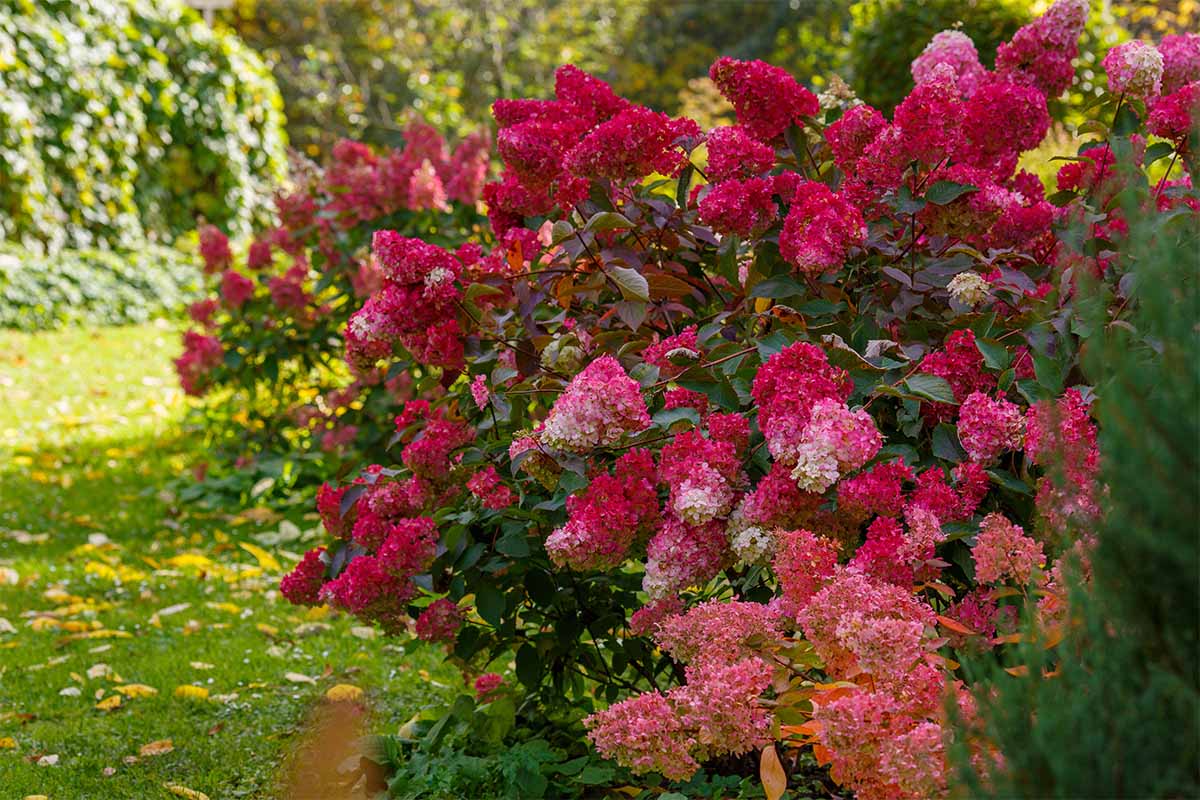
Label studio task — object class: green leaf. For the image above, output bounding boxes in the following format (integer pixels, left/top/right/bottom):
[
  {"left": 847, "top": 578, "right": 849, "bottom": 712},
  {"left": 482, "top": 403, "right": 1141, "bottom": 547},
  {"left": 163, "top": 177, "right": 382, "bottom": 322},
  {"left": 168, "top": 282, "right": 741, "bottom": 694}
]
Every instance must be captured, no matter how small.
[
  {"left": 676, "top": 164, "right": 694, "bottom": 208},
  {"left": 475, "top": 584, "right": 505, "bottom": 627},
  {"left": 925, "top": 180, "right": 977, "bottom": 205},
  {"left": 550, "top": 220, "right": 574, "bottom": 245},
  {"left": 749, "top": 276, "right": 807, "bottom": 299},
  {"left": 605, "top": 265, "right": 649, "bottom": 302},
  {"left": 903, "top": 373, "right": 957, "bottom": 404},
  {"left": 652, "top": 407, "right": 701, "bottom": 430},
  {"left": 516, "top": 643, "right": 542, "bottom": 688},
  {"left": 577, "top": 765, "right": 616, "bottom": 785},
  {"left": 614, "top": 299, "right": 647, "bottom": 331},
  {"left": 1143, "top": 141, "right": 1175, "bottom": 166},
  {"left": 584, "top": 211, "right": 633, "bottom": 232},
  {"left": 496, "top": 531, "right": 530, "bottom": 558},
  {"left": 974, "top": 337, "right": 1012, "bottom": 371},
  {"left": 932, "top": 423, "right": 967, "bottom": 463}
]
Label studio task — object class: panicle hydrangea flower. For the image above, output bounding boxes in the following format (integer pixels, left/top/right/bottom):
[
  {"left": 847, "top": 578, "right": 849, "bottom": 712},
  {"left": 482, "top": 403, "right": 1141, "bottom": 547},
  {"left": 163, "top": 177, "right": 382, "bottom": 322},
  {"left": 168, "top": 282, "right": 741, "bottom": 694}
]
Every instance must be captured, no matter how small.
[
  {"left": 753, "top": 342, "right": 852, "bottom": 450},
  {"left": 787, "top": 400, "right": 882, "bottom": 492},
  {"left": 837, "top": 460, "right": 914, "bottom": 521},
  {"left": 850, "top": 517, "right": 916, "bottom": 587},
  {"left": 280, "top": 547, "right": 327, "bottom": 606},
  {"left": 836, "top": 614, "right": 929, "bottom": 686},
  {"left": 198, "top": 224, "right": 232, "bottom": 273},
  {"left": 540, "top": 355, "right": 650, "bottom": 452},
  {"left": 643, "top": 515, "right": 729, "bottom": 599},
  {"left": 1158, "top": 33, "right": 1200, "bottom": 94},
  {"left": 673, "top": 658, "right": 774, "bottom": 760},
  {"left": 268, "top": 263, "right": 311, "bottom": 312},
  {"left": 497, "top": 116, "right": 590, "bottom": 189},
  {"left": 470, "top": 375, "right": 489, "bottom": 410},
  {"left": 220, "top": 270, "right": 254, "bottom": 310},
  {"left": 696, "top": 176, "right": 779, "bottom": 236},
  {"left": 779, "top": 182, "right": 866, "bottom": 275},
  {"left": 1103, "top": 41, "right": 1164, "bottom": 99},
  {"left": 642, "top": 326, "right": 700, "bottom": 378},
  {"left": 376, "top": 517, "right": 440, "bottom": 576},
  {"left": 317, "top": 483, "right": 354, "bottom": 538},
  {"left": 363, "top": 476, "right": 429, "bottom": 520},
  {"left": 466, "top": 466, "right": 515, "bottom": 510},
  {"left": 709, "top": 57, "right": 819, "bottom": 142},
  {"left": 730, "top": 524, "right": 774, "bottom": 567},
  {"left": 407, "top": 159, "right": 449, "bottom": 212},
  {"left": 971, "top": 513, "right": 1045, "bottom": 585},
  {"left": 399, "top": 413, "right": 474, "bottom": 481},
  {"left": 740, "top": 461, "right": 829, "bottom": 532},
  {"left": 1148, "top": 82, "right": 1200, "bottom": 141},
  {"left": 187, "top": 298, "right": 218, "bottom": 328},
  {"left": 444, "top": 129, "right": 492, "bottom": 205},
  {"left": 371, "top": 230, "right": 462, "bottom": 287},
  {"left": 962, "top": 78, "right": 1051, "bottom": 179},
  {"left": 947, "top": 272, "right": 992, "bottom": 307},
  {"left": 707, "top": 412, "right": 750, "bottom": 451},
  {"left": 900, "top": 505, "right": 945, "bottom": 563},
  {"left": 797, "top": 568, "right": 936, "bottom": 678},
  {"left": 629, "top": 596, "right": 684, "bottom": 637},
  {"left": 917, "top": 329, "right": 996, "bottom": 424},
  {"left": 957, "top": 391, "right": 1026, "bottom": 463},
  {"left": 660, "top": 430, "right": 743, "bottom": 525},
  {"left": 705, "top": 125, "right": 776, "bottom": 181},
  {"left": 654, "top": 600, "right": 783, "bottom": 668},
  {"left": 564, "top": 108, "right": 699, "bottom": 182},
  {"left": 773, "top": 528, "right": 839, "bottom": 609},
  {"left": 319, "top": 555, "right": 412, "bottom": 632},
  {"left": 662, "top": 386, "right": 709, "bottom": 416},
  {"left": 474, "top": 673, "right": 503, "bottom": 699},
  {"left": 585, "top": 691, "right": 699, "bottom": 781},
  {"left": 1025, "top": 388, "right": 1098, "bottom": 483},
  {"left": 174, "top": 331, "right": 223, "bottom": 396},
  {"left": 246, "top": 238, "right": 273, "bottom": 270},
  {"left": 995, "top": 0, "right": 1089, "bottom": 97},
  {"left": 350, "top": 509, "right": 391, "bottom": 550},
  {"left": 554, "top": 64, "right": 631, "bottom": 125},
  {"left": 825, "top": 104, "right": 887, "bottom": 172},
  {"left": 814, "top": 687, "right": 948, "bottom": 800},
  {"left": 893, "top": 64, "right": 965, "bottom": 165},
  {"left": 414, "top": 598, "right": 465, "bottom": 643},
  {"left": 912, "top": 30, "right": 986, "bottom": 97},
  {"left": 545, "top": 449, "right": 659, "bottom": 571}
]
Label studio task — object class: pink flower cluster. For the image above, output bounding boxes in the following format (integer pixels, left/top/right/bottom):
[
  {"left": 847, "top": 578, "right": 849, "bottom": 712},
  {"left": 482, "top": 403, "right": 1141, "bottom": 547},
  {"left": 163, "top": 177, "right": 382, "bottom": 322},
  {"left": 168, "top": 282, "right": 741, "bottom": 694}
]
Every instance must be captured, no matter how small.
[
  {"left": 345, "top": 231, "right": 465, "bottom": 373},
  {"left": 971, "top": 513, "right": 1044, "bottom": 585},
  {"left": 752, "top": 342, "right": 853, "bottom": 461},
  {"left": 957, "top": 391, "right": 1025, "bottom": 464},
  {"left": 414, "top": 598, "right": 465, "bottom": 643},
  {"left": 586, "top": 657, "right": 773, "bottom": 780},
  {"left": 788, "top": 399, "right": 882, "bottom": 493},
  {"left": 642, "top": 514, "right": 729, "bottom": 599},
  {"left": 1104, "top": 41, "right": 1164, "bottom": 99},
  {"left": 198, "top": 224, "right": 231, "bottom": 273},
  {"left": 779, "top": 181, "right": 866, "bottom": 275},
  {"left": 539, "top": 356, "right": 650, "bottom": 452},
  {"left": 918, "top": 330, "right": 995, "bottom": 423},
  {"left": 912, "top": 31, "right": 986, "bottom": 97},
  {"left": 708, "top": 57, "right": 819, "bottom": 142},
  {"left": 545, "top": 449, "right": 659, "bottom": 570},
  {"left": 994, "top": 0, "right": 1089, "bottom": 97},
  {"left": 654, "top": 600, "right": 784, "bottom": 668},
  {"left": 704, "top": 125, "right": 776, "bottom": 181},
  {"left": 1159, "top": 33, "right": 1200, "bottom": 94},
  {"left": 174, "top": 331, "right": 223, "bottom": 396},
  {"left": 466, "top": 465, "right": 515, "bottom": 510},
  {"left": 659, "top": 430, "right": 743, "bottom": 525},
  {"left": 1025, "top": 389, "right": 1102, "bottom": 529}
]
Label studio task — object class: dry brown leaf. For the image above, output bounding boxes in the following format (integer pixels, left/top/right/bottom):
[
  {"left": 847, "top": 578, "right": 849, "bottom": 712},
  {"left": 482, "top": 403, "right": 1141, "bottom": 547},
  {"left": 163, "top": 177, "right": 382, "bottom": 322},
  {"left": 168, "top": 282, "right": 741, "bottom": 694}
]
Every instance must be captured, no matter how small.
[
  {"left": 139, "top": 739, "right": 174, "bottom": 757},
  {"left": 284, "top": 672, "right": 317, "bottom": 685},
  {"left": 760, "top": 744, "right": 787, "bottom": 800}
]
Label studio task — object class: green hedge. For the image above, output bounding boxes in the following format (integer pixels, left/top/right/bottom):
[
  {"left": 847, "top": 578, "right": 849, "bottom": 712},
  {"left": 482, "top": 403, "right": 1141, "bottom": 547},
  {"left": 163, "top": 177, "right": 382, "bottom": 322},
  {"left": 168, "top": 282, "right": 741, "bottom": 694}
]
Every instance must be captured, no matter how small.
[
  {"left": 0, "top": 245, "right": 202, "bottom": 329},
  {"left": 0, "top": 0, "right": 287, "bottom": 252}
]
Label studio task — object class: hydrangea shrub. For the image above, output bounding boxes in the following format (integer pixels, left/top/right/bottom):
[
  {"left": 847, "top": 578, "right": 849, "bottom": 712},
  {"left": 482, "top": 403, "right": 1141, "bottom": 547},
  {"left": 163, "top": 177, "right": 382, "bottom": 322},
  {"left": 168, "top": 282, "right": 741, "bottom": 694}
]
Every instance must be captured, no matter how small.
[
  {"left": 283, "top": 6, "right": 1199, "bottom": 798},
  {"left": 174, "top": 122, "right": 490, "bottom": 489}
]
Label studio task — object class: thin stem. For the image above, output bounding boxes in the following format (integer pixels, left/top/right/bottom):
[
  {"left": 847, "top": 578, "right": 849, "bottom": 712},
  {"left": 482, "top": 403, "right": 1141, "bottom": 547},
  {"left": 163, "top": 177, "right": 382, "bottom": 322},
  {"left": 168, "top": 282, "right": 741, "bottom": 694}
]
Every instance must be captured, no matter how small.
[
  {"left": 649, "top": 346, "right": 757, "bottom": 389},
  {"left": 1153, "top": 150, "right": 1181, "bottom": 203}
]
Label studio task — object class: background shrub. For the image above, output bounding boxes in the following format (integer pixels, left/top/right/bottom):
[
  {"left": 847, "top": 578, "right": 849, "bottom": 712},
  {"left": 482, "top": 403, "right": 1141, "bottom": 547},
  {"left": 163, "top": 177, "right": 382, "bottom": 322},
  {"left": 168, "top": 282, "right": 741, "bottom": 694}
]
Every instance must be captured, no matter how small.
[
  {"left": 0, "top": 244, "right": 202, "bottom": 330},
  {"left": 0, "top": 0, "right": 287, "bottom": 252}
]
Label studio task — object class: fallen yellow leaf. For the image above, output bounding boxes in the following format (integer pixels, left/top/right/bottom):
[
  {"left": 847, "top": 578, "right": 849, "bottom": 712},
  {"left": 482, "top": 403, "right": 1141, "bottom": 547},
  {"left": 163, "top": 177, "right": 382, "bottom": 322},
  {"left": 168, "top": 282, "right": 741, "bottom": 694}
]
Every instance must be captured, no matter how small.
[
  {"left": 139, "top": 739, "right": 174, "bottom": 757},
  {"left": 238, "top": 542, "right": 282, "bottom": 572},
  {"left": 95, "top": 695, "right": 122, "bottom": 711},
  {"left": 174, "top": 685, "right": 210, "bottom": 701},
  {"left": 115, "top": 684, "right": 158, "bottom": 698},
  {"left": 324, "top": 684, "right": 364, "bottom": 703},
  {"left": 0, "top": 736, "right": 16, "bottom": 749},
  {"left": 164, "top": 783, "right": 210, "bottom": 800}
]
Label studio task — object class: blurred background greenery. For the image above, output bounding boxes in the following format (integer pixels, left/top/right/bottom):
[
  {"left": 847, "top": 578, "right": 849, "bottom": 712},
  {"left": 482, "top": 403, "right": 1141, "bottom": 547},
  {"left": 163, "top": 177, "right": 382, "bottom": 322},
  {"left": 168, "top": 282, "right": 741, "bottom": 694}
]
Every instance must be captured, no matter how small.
[{"left": 222, "top": 0, "right": 1196, "bottom": 156}]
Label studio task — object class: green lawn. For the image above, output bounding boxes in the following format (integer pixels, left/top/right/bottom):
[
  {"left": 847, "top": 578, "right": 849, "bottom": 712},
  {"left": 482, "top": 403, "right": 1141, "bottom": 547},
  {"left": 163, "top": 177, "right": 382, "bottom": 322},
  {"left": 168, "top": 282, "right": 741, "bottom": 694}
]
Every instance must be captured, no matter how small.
[{"left": 0, "top": 323, "right": 449, "bottom": 799}]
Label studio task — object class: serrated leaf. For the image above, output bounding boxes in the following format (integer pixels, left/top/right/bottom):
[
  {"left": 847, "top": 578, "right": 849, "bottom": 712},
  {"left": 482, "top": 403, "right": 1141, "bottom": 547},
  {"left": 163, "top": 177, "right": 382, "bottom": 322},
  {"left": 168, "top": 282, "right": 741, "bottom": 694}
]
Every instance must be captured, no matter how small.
[
  {"left": 749, "top": 276, "right": 807, "bottom": 299},
  {"left": 904, "top": 373, "right": 957, "bottom": 404},
  {"left": 605, "top": 265, "right": 649, "bottom": 302},
  {"left": 925, "top": 181, "right": 977, "bottom": 205},
  {"left": 584, "top": 211, "right": 633, "bottom": 232}
]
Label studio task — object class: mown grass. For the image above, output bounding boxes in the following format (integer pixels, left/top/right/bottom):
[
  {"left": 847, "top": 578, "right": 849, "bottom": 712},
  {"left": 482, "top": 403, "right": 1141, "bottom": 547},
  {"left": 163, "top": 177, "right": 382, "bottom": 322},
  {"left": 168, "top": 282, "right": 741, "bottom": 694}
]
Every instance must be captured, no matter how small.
[{"left": 0, "top": 323, "right": 452, "bottom": 799}]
